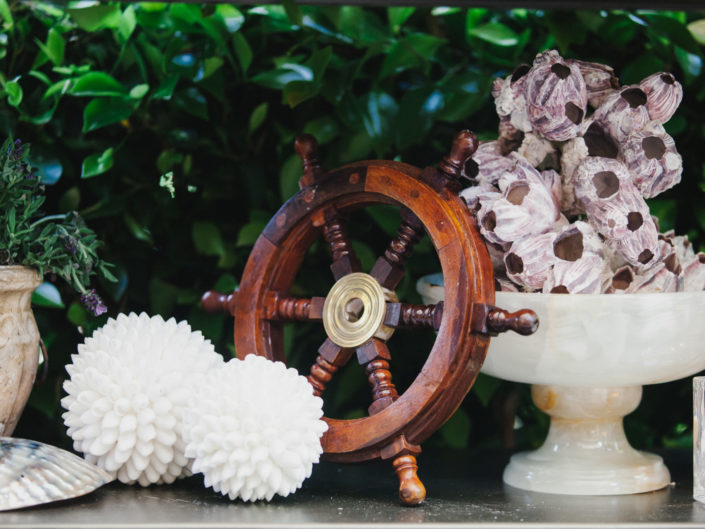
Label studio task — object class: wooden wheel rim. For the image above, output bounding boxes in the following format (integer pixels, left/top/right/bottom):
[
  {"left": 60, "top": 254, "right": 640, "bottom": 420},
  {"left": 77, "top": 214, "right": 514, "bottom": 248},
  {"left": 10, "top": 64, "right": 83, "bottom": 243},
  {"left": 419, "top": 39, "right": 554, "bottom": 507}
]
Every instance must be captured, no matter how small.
[{"left": 234, "top": 160, "right": 495, "bottom": 462}]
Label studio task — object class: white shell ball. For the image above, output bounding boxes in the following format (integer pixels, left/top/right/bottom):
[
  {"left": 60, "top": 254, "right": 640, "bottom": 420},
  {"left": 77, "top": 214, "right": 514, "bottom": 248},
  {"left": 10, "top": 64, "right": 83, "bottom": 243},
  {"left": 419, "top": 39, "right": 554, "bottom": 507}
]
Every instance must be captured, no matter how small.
[
  {"left": 62, "top": 313, "right": 224, "bottom": 486},
  {"left": 183, "top": 355, "right": 328, "bottom": 502}
]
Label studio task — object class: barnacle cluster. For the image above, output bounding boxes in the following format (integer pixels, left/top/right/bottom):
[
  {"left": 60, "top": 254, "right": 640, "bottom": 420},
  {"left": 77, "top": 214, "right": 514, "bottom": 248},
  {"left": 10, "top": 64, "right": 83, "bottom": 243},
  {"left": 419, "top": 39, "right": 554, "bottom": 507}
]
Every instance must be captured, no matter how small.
[{"left": 462, "top": 50, "right": 704, "bottom": 294}]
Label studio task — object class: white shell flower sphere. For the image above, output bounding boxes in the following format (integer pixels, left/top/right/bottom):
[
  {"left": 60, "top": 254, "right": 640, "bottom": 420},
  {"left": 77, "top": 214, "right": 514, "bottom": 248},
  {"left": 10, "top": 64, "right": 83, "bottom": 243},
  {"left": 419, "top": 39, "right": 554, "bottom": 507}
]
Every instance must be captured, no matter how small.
[
  {"left": 183, "top": 354, "right": 328, "bottom": 501},
  {"left": 62, "top": 313, "right": 224, "bottom": 486}
]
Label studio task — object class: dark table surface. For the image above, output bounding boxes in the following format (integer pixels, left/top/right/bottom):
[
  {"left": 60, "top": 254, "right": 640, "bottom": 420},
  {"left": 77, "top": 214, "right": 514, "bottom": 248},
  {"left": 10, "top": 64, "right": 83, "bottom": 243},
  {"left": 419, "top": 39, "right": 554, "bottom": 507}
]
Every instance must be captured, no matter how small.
[{"left": 1, "top": 448, "right": 704, "bottom": 528}]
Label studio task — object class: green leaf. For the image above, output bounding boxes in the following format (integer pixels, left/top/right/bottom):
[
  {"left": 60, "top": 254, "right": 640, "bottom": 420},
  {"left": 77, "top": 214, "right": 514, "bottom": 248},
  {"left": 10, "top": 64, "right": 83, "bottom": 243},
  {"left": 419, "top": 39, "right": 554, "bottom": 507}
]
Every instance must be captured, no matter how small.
[
  {"left": 279, "top": 154, "right": 302, "bottom": 201},
  {"left": 252, "top": 64, "right": 313, "bottom": 90},
  {"left": 232, "top": 33, "right": 252, "bottom": 73},
  {"left": 123, "top": 212, "right": 153, "bottom": 244},
  {"left": 70, "top": 72, "right": 127, "bottom": 97},
  {"left": 215, "top": 5, "right": 244, "bottom": 33},
  {"left": 169, "top": 3, "right": 202, "bottom": 24},
  {"left": 236, "top": 220, "right": 267, "bottom": 247},
  {"left": 688, "top": 19, "right": 705, "bottom": 46},
  {"left": 213, "top": 273, "right": 237, "bottom": 293},
  {"left": 303, "top": 116, "right": 339, "bottom": 144},
  {"left": 129, "top": 84, "right": 149, "bottom": 99},
  {"left": 468, "top": 22, "right": 519, "bottom": 47},
  {"left": 5, "top": 80, "right": 22, "bottom": 107},
  {"left": 192, "top": 221, "right": 225, "bottom": 256},
  {"left": 380, "top": 33, "right": 446, "bottom": 78},
  {"left": 396, "top": 89, "right": 444, "bottom": 149},
  {"left": 282, "top": 0, "right": 302, "bottom": 25},
  {"left": 196, "top": 57, "right": 224, "bottom": 81},
  {"left": 82, "top": 98, "right": 135, "bottom": 132},
  {"left": 67, "top": 301, "right": 88, "bottom": 327},
  {"left": 360, "top": 91, "right": 398, "bottom": 155},
  {"left": 32, "top": 282, "right": 65, "bottom": 309},
  {"left": 388, "top": 7, "right": 415, "bottom": 33},
  {"left": 67, "top": 4, "right": 121, "bottom": 31},
  {"left": 117, "top": 5, "right": 137, "bottom": 43},
  {"left": 472, "top": 373, "right": 501, "bottom": 407},
  {"left": 249, "top": 102, "right": 268, "bottom": 133},
  {"left": 438, "top": 408, "right": 471, "bottom": 449},
  {"left": 641, "top": 13, "right": 700, "bottom": 54},
  {"left": 0, "top": 0, "right": 13, "bottom": 30},
  {"left": 173, "top": 87, "right": 208, "bottom": 120},
  {"left": 35, "top": 28, "right": 65, "bottom": 67},
  {"left": 81, "top": 147, "right": 114, "bottom": 178},
  {"left": 152, "top": 74, "right": 178, "bottom": 100}
]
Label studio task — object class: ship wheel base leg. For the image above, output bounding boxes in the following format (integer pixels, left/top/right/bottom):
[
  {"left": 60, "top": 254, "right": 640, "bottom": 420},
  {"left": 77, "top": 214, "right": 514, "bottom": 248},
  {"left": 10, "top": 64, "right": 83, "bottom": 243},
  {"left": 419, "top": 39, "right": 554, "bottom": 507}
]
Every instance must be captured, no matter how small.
[{"left": 393, "top": 453, "right": 426, "bottom": 506}]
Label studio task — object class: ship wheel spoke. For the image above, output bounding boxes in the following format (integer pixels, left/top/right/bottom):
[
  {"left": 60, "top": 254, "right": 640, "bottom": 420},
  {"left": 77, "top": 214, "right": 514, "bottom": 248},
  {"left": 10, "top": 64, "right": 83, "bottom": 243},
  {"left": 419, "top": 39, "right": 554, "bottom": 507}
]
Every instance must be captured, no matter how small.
[
  {"left": 263, "top": 291, "right": 325, "bottom": 322},
  {"left": 370, "top": 207, "right": 426, "bottom": 290},
  {"left": 384, "top": 302, "right": 443, "bottom": 331},
  {"left": 306, "top": 337, "right": 354, "bottom": 397},
  {"left": 356, "top": 338, "right": 399, "bottom": 415},
  {"left": 312, "top": 208, "right": 362, "bottom": 281}
]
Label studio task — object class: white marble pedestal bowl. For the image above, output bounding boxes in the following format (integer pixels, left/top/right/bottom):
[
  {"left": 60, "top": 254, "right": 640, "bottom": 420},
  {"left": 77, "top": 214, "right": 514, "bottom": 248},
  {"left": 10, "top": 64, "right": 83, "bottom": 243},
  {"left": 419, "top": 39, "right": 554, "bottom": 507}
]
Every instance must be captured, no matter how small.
[{"left": 418, "top": 273, "right": 705, "bottom": 495}]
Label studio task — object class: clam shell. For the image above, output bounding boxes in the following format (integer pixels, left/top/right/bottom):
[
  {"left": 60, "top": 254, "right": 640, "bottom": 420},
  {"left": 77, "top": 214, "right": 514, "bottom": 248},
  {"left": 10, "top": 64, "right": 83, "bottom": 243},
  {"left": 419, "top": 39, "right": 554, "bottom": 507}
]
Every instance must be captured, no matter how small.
[{"left": 0, "top": 437, "right": 113, "bottom": 511}]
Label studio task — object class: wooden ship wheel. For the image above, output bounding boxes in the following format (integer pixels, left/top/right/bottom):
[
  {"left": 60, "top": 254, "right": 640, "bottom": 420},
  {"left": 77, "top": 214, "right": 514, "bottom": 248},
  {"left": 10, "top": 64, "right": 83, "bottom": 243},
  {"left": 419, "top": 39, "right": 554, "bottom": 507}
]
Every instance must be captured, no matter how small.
[{"left": 202, "top": 130, "right": 538, "bottom": 506}]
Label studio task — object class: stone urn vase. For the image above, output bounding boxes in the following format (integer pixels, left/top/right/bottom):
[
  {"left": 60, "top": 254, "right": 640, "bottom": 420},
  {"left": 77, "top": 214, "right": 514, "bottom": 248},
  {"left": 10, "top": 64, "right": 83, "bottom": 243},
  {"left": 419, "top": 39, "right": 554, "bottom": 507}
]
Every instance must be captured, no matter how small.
[{"left": 0, "top": 266, "right": 42, "bottom": 436}]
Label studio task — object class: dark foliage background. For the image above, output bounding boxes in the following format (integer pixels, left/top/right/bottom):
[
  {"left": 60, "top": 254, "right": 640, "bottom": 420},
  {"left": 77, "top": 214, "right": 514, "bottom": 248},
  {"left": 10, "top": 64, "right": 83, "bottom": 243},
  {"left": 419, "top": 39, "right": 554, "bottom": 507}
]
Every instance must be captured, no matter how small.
[{"left": 1, "top": 2, "right": 703, "bottom": 453}]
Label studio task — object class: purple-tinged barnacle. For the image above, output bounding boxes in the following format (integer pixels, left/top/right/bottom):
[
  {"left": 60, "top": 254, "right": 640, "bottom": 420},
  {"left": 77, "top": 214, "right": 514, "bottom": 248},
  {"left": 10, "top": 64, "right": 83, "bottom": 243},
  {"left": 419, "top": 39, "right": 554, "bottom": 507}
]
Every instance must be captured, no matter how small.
[
  {"left": 493, "top": 67, "right": 532, "bottom": 133},
  {"left": 540, "top": 169, "right": 562, "bottom": 212},
  {"left": 574, "top": 156, "right": 631, "bottom": 203},
  {"left": 487, "top": 241, "right": 510, "bottom": 273},
  {"left": 591, "top": 86, "right": 651, "bottom": 142},
  {"left": 497, "top": 118, "right": 525, "bottom": 155},
  {"left": 605, "top": 215, "right": 660, "bottom": 270},
  {"left": 517, "top": 132, "right": 557, "bottom": 169},
  {"left": 459, "top": 182, "right": 501, "bottom": 216},
  {"left": 463, "top": 141, "right": 514, "bottom": 185},
  {"left": 640, "top": 72, "right": 683, "bottom": 125},
  {"left": 683, "top": 253, "right": 705, "bottom": 291},
  {"left": 495, "top": 276, "right": 520, "bottom": 292},
  {"left": 553, "top": 221, "right": 604, "bottom": 262},
  {"left": 605, "top": 265, "right": 636, "bottom": 293},
  {"left": 559, "top": 137, "right": 588, "bottom": 216},
  {"left": 504, "top": 232, "right": 558, "bottom": 291},
  {"left": 569, "top": 59, "right": 620, "bottom": 109},
  {"left": 543, "top": 252, "right": 606, "bottom": 294},
  {"left": 629, "top": 256, "right": 681, "bottom": 293},
  {"left": 619, "top": 122, "right": 682, "bottom": 199},
  {"left": 525, "top": 56, "right": 588, "bottom": 141},
  {"left": 582, "top": 121, "right": 619, "bottom": 159}
]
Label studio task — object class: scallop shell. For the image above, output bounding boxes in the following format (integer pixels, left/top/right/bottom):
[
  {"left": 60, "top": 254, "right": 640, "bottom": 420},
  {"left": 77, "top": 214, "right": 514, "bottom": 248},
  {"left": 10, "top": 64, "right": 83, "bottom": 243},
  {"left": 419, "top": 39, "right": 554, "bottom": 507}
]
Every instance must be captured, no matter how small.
[{"left": 0, "top": 437, "right": 113, "bottom": 511}]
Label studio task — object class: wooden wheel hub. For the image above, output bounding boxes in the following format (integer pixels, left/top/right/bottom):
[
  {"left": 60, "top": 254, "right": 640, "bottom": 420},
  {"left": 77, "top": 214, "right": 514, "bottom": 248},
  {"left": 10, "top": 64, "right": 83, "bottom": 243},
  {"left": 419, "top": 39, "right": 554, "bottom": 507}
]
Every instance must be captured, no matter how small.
[
  {"left": 201, "top": 130, "right": 538, "bottom": 506},
  {"left": 322, "top": 272, "right": 397, "bottom": 348}
]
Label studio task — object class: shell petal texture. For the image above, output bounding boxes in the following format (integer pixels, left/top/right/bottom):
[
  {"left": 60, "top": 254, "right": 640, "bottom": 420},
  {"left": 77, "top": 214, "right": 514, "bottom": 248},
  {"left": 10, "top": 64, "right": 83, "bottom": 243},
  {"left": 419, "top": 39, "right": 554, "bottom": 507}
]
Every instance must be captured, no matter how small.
[
  {"left": 183, "top": 355, "right": 327, "bottom": 502},
  {"left": 525, "top": 54, "right": 588, "bottom": 141},
  {"left": 569, "top": 58, "right": 620, "bottom": 109},
  {"left": 543, "top": 252, "right": 607, "bottom": 294},
  {"left": 0, "top": 437, "right": 113, "bottom": 511},
  {"left": 504, "top": 232, "right": 558, "bottom": 291},
  {"left": 619, "top": 122, "right": 682, "bottom": 199},
  {"left": 640, "top": 72, "right": 683, "bottom": 124},
  {"left": 591, "top": 86, "right": 651, "bottom": 142},
  {"left": 62, "top": 312, "right": 224, "bottom": 486}
]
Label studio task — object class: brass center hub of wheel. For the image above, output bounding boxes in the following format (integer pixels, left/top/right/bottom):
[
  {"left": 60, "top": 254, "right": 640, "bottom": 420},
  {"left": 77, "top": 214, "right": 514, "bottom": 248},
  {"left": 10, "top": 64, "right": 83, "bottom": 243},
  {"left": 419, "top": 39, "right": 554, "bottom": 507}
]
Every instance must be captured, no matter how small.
[{"left": 322, "top": 272, "right": 397, "bottom": 348}]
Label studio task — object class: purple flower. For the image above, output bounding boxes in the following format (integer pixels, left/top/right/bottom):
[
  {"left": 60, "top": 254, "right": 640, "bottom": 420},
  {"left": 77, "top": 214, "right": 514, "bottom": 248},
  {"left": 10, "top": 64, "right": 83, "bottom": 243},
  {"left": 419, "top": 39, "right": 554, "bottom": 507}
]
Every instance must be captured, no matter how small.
[
  {"left": 80, "top": 289, "right": 107, "bottom": 316},
  {"left": 9, "top": 139, "right": 24, "bottom": 161},
  {"left": 63, "top": 236, "right": 78, "bottom": 255}
]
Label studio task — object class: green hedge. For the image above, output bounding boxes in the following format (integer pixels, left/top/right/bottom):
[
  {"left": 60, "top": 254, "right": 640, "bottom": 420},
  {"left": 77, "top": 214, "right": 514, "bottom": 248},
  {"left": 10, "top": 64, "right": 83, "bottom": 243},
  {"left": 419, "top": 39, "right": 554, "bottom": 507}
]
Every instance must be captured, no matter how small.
[{"left": 2, "top": 2, "right": 703, "bottom": 451}]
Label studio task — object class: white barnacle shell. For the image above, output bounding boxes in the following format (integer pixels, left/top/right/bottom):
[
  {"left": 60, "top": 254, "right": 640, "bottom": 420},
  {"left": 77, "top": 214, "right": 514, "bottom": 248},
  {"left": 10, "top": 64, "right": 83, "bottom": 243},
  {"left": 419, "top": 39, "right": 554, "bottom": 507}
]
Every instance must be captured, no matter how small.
[
  {"left": 504, "top": 232, "right": 558, "bottom": 291},
  {"left": 183, "top": 355, "right": 327, "bottom": 502},
  {"left": 540, "top": 169, "right": 562, "bottom": 213},
  {"left": 629, "top": 243, "right": 682, "bottom": 292},
  {"left": 569, "top": 58, "right": 620, "bottom": 109},
  {"left": 543, "top": 252, "right": 607, "bottom": 294},
  {"left": 525, "top": 53, "right": 587, "bottom": 141},
  {"left": 459, "top": 181, "right": 501, "bottom": 216},
  {"left": 605, "top": 265, "right": 636, "bottom": 293},
  {"left": 619, "top": 122, "right": 682, "bottom": 198},
  {"left": 517, "top": 132, "right": 557, "bottom": 168},
  {"left": 62, "top": 313, "right": 224, "bottom": 486},
  {"left": 478, "top": 159, "right": 559, "bottom": 246},
  {"left": 552, "top": 221, "right": 605, "bottom": 262},
  {"left": 493, "top": 64, "right": 532, "bottom": 132},
  {"left": 463, "top": 141, "right": 515, "bottom": 186},
  {"left": 640, "top": 72, "right": 683, "bottom": 124},
  {"left": 591, "top": 86, "right": 651, "bottom": 142},
  {"left": 683, "top": 253, "right": 705, "bottom": 291}
]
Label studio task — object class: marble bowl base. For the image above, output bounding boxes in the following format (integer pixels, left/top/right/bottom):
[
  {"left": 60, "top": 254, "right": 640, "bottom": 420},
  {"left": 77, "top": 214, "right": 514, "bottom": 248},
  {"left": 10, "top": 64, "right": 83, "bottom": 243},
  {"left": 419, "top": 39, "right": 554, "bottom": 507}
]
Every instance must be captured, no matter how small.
[{"left": 503, "top": 384, "right": 671, "bottom": 495}]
